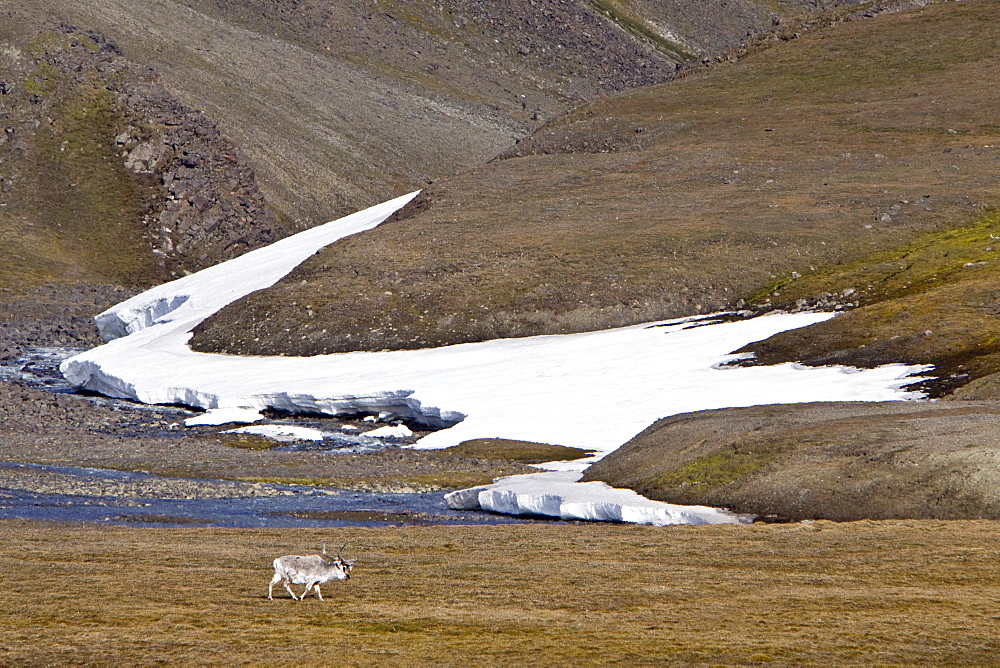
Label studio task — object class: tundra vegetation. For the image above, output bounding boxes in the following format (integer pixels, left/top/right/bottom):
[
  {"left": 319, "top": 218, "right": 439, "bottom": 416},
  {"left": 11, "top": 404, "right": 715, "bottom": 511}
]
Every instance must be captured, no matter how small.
[
  {"left": 1, "top": 0, "right": 1000, "bottom": 662},
  {"left": 583, "top": 400, "right": 1000, "bottom": 521},
  {"left": 2, "top": 521, "right": 999, "bottom": 663}
]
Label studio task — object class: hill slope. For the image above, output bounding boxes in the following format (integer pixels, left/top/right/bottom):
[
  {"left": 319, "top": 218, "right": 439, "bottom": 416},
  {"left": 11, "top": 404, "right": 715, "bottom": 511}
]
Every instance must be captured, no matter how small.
[
  {"left": 582, "top": 401, "right": 1000, "bottom": 521},
  {"left": 0, "top": 22, "right": 284, "bottom": 291},
  {"left": 1, "top": 0, "right": 826, "bottom": 340},
  {"left": 15, "top": 0, "right": 793, "bottom": 229},
  {"left": 1, "top": 0, "right": 844, "bottom": 295},
  {"left": 191, "top": 0, "right": 999, "bottom": 367}
]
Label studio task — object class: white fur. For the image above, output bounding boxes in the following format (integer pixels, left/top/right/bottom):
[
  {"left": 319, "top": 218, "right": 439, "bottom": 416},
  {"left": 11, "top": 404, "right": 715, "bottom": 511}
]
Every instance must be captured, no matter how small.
[{"left": 268, "top": 553, "right": 351, "bottom": 601}]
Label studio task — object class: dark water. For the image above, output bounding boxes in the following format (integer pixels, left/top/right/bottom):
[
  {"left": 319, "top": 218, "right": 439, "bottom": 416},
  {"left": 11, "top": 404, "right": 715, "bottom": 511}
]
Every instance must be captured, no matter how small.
[
  {"left": 0, "top": 345, "right": 195, "bottom": 428},
  {"left": 0, "top": 461, "right": 541, "bottom": 528},
  {"left": 0, "top": 346, "right": 84, "bottom": 388}
]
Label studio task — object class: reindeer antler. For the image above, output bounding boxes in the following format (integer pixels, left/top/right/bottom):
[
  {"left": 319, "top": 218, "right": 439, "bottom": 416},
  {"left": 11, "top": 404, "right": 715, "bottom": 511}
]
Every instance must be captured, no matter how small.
[
  {"left": 319, "top": 541, "right": 350, "bottom": 563},
  {"left": 339, "top": 542, "right": 357, "bottom": 566}
]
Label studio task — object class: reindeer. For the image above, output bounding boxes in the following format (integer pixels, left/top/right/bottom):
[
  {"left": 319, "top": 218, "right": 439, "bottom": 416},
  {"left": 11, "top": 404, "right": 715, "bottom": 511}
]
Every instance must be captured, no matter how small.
[{"left": 268, "top": 542, "right": 354, "bottom": 601}]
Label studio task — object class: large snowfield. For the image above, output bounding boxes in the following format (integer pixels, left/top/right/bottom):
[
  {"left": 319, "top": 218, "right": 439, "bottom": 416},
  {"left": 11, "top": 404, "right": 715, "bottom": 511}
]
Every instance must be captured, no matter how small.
[{"left": 61, "top": 193, "right": 929, "bottom": 526}]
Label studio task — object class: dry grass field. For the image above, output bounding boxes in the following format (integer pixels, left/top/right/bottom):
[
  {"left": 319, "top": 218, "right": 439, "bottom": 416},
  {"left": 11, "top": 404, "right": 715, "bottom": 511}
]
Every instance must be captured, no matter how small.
[{"left": 2, "top": 519, "right": 999, "bottom": 664}]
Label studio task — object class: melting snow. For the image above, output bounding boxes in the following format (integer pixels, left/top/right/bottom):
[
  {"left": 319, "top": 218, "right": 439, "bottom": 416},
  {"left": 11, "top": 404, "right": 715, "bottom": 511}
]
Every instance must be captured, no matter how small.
[
  {"left": 445, "top": 471, "right": 753, "bottom": 525},
  {"left": 224, "top": 424, "right": 326, "bottom": 442},
  {"left": 59, "top": 193, "right": 930, "bottom": 526},
  {"left": 365, "top": 424, "right": 415, "bottom": 439},
  {"left": 185, "top": 407, "right": 264, "bottom": 426}
]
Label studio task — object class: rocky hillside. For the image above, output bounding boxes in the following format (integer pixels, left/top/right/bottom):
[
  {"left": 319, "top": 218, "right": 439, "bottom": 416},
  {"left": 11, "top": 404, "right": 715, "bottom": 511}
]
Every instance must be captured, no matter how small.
[
  {"left": 0, "top": 21, "right": 285, "bottom": 292},
  {"left": 15, "top": 0, "right": 860, "bottom": 229},
  {"left": 191, "top": 0, "right": 998, "bottom": 377},
  {"left": 1, "top": 0, "right": 858, "bottom": 300}
]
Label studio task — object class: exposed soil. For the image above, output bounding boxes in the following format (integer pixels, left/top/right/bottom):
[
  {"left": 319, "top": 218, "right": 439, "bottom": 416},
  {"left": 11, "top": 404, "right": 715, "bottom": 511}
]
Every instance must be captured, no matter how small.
[
  {"left": 8, "top": 0, "right": 727, "bottom": 229},
  {"left": 0, "top": 282, "right": 133, "bottom": 358}
]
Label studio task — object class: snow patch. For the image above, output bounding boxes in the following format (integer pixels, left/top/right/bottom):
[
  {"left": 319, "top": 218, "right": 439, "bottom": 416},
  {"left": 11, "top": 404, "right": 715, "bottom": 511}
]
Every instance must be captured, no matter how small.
[
  {"left": 97, "top": 294, "right": 189, "bottom": 341},
  {"left": 446, "top": 471, "right": 753, "bottom": 526},
  {"left": 365, "top": 424, "right": 414, "bottom": 438},
  {"left": 90, "top": 189, "right": 421, "bottom": 342},
  {"left": 184, "top": 407, "right": 263, "bottom": 426},
  {"left": 59, "top": 192, "right": 931, "bottom": 527},
  {"left": 224, "top": 424, "right": 326, "bottom": 442}
]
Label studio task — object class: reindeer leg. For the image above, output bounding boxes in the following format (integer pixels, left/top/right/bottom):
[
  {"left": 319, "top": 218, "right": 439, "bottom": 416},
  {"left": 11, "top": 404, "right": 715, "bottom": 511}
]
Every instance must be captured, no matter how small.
[
  {"left": 268, "top": 572, "right": 282, "bottom": 600},
  {"left": 284, "top": 580, "right": 300, "bottom": 600},
  {"left": 314, "top": 584, "right": 324, "bottom": 601}
]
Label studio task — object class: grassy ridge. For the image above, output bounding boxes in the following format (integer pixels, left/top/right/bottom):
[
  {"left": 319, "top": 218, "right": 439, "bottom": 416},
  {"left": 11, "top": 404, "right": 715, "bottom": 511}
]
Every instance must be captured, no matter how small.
[
  {"left": 583, "top": 401, "right": 1000, "bottom": 520},
  {"left": 741, "top": 211, "right": 1000, "bottom": 395}
]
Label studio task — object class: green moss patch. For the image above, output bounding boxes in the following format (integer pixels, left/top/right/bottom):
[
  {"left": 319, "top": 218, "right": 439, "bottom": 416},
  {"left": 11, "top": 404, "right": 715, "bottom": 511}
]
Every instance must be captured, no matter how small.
[
  {"left": 741, "top": 211, "right": 1000, "bottom": 395},
  {"left": 651, "top": 450, "right": 772, "bottom": 491},
  {"left": 436, "top": 438, "right": 594, "bottom": 464},
  {"left": 749, "top": 211, "right": 1000, "bottom": 308}
]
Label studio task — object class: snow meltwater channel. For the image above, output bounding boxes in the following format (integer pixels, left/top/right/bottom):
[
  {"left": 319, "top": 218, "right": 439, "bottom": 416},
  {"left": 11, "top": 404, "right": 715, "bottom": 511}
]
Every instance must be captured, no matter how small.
[{"left": 60, "top": 192, "right": 929, "bottom": 526}]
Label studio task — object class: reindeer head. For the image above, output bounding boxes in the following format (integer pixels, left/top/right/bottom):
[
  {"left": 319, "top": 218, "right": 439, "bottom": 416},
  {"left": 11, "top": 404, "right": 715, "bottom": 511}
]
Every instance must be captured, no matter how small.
[{"left": 320, "top": 541, "right": 354, "bottom": 579}]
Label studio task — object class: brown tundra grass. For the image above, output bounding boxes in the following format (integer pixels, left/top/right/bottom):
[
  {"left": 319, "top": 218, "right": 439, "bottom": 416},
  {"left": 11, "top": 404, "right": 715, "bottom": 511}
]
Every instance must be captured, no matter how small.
[{"left": 2, "top": 519, "right": 999, "bottom": 664}]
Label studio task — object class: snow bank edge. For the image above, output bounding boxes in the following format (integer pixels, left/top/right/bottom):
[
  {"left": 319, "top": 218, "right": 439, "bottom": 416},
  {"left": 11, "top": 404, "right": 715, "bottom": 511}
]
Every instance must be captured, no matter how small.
[{"left": 445, "top": 472, "right": 754, "bottom": 526}]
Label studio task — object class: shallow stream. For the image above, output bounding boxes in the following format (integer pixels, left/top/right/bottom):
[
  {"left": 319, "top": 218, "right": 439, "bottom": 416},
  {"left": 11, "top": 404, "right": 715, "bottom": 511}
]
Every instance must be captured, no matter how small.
[
  {"left": 0, "top": 347, "right": 543, "bottom": 528},
  {"left": 0, "top": 461, "right": 536, "bottom": 528}
]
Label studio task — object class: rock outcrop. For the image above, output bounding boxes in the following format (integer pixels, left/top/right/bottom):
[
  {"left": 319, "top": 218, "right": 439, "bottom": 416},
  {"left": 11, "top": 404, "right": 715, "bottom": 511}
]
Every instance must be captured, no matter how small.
[{"left": 0, "top": 23, "right": 287, "bottom": 284}]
